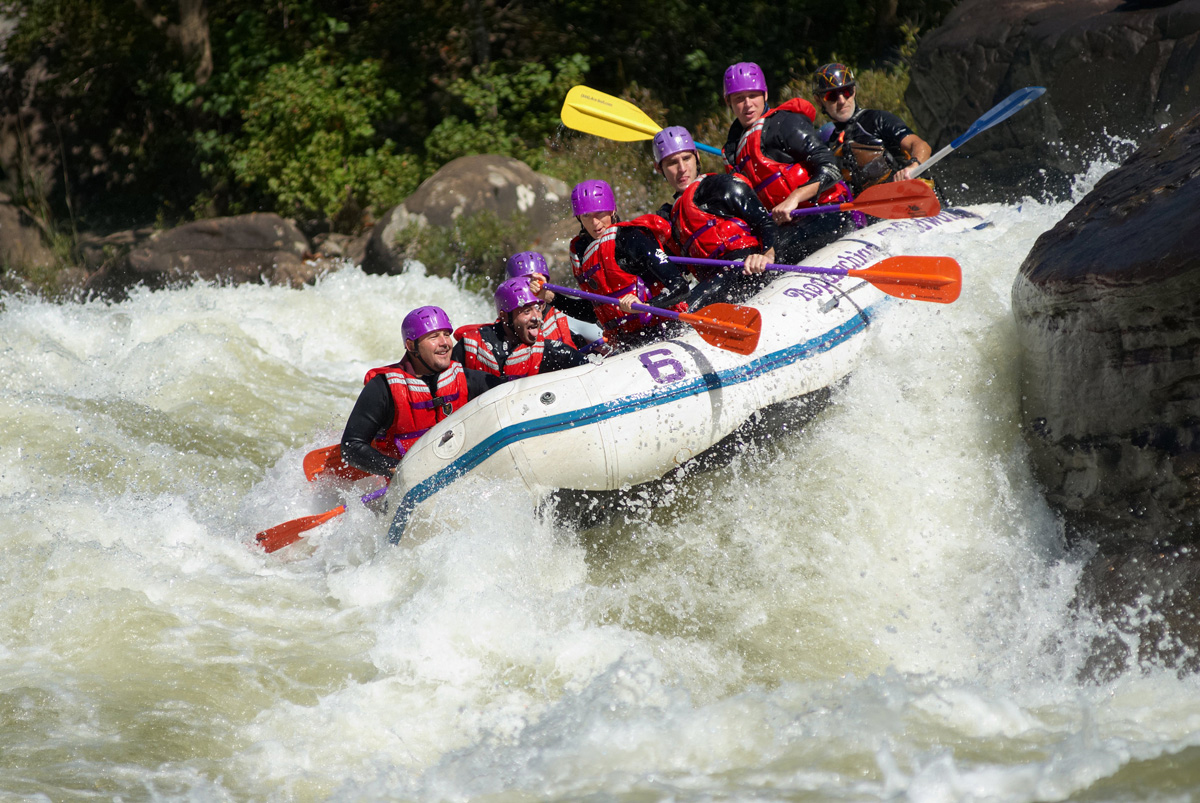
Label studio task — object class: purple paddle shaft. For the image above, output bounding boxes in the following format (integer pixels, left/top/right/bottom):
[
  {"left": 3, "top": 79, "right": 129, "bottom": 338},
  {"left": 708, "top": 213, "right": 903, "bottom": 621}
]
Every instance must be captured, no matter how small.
[
  {"left": 362, "top": 485, "right": 388, "bottom": 504},
  {"left": 789, "top": 202, "right": 844, "bottom": 218},
  {"left": 542, "top": 283, "right": 682, "bottom": 321},
  {"left": 666, "top": 255, "right": 848, "bottom": 278}
]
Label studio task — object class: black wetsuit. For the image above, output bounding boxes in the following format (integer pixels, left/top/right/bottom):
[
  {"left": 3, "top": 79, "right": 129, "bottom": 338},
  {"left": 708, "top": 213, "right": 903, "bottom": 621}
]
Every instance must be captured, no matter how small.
[
  {"left": 340, "top": 367, "right": 500, "bottom": 477},
  {"left": 828, "top": 108, "right": 918, "bottom": 194},
  {"left": 449, "top": 321, "right": 589, "bottom": 375},
  {"left": 555, "top": 224, "right": 691, "bottom": 321},
  {"left": 722, "top": 107, "right": 852, "bottom": 263},
  {"left": 659, "top": 173, "right": 780, "bottom": 309},
  {"left": 555, "top": 223, "right": 693, "bottom": 346}
]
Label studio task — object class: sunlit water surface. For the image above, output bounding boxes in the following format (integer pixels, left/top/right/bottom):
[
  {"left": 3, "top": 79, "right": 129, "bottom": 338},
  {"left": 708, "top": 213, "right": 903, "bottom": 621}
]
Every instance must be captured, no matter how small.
[{"left": 4, "top": 164, "right": 1200, "bottom": 802}]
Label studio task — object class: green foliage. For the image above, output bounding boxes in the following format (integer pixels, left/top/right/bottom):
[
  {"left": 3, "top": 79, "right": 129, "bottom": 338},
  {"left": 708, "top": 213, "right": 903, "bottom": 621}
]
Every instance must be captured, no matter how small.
[
  {"left": 853, "top": 65, "right": 917, "bottom": 130},
  {"left": 0, "top": 0, "right": 197, "bottom": 224},
  {"left": 221, "top": 47, "right": 421, "bottom": 228},
  {"left": 0, "top": 0, "right": 957, "bottom": 247},
  {"left": 800, "top": 26, "right": 925, "bottom": 131},
  {"left": 426, "top": 55, "right": 589, "bottom": 170},
  {"left": 398, "top": 211, "right": 537, "bottom": 290},
  {"left": 540, "top": 84, "right": 731, "bottom": 218}
]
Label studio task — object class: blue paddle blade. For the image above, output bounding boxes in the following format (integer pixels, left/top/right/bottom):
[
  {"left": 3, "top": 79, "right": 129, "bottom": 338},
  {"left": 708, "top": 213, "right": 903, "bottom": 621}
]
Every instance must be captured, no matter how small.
[{"left": 951, "top": 87, "right": 1046, "bottom": 149}]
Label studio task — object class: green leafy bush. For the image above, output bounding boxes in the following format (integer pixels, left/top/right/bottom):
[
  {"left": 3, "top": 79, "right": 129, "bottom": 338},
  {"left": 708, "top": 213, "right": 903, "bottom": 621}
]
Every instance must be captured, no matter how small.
[
  {"left": 225, "top": 47, "right": 421, "bottom": 229},
  {"left": 426, "top": 55, "right": 589, "bottom": 170},
  {"left": 398, "top": 210, "right": 538, "bottom": 291},
  {"left": 795, "top": 26, "right": 924, "bottom": 131},
  {"left": 0, "top": 0, "right": 956, "bottom": 253}
]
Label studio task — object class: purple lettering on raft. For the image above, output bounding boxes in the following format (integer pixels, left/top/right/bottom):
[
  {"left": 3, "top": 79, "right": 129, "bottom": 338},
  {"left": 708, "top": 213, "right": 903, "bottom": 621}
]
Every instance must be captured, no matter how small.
[
  {"left": 833, "top": 245, "right": 877, "bottom": 272},
  {"left": 783, "top": 281, "right": 830, "bottom": 301}
]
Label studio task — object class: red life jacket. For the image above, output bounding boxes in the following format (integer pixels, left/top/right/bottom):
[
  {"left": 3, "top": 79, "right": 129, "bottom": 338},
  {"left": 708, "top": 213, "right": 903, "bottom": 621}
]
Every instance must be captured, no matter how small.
[
  {"left": 731, "top": 99, "right": 852, "bottom": 208},
  {"left": 570, "top": 216, "right": 688, "bottom": 336},
  {"left": 361, "top": 361, "right": 469, "bottom": 459},
  {"left": 627, "top": 212, "right": 677, "bottom": 255},
  {"left": 458, "top": 307, "right": 573, "bottom": 347},
  {"left": 456, "top": 321, "right": 546, "bottom": 379},
  {"left": 541, "top": 306, "right": 575, "bottom": 345},
  {"left": 669, "top": 175, "right": 762, "bottom": 261}
]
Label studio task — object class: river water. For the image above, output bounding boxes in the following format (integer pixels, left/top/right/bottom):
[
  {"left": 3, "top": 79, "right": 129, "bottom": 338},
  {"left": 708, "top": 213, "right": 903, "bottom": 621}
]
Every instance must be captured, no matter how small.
[{"left": 4, "top": 163, "right": 1199, "bottom": 801}]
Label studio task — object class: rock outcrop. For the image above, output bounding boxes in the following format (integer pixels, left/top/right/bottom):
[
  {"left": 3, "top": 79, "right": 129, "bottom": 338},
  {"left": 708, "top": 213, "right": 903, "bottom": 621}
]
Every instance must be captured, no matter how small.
[
  {"left": 908, "top": 0, "right": 1200, "bottom": 202},
  {"left": 1012, "top": 109, "right": 1200, "bottom": 546},
  {"left": 363, "top": 154, "right": 569, "bottom": 276},
  {"left": 0, "top": 195, "right": 56, "bottom": 276},
  {"left": 84, "top": 213, "right": 316, "bottom": 298}
]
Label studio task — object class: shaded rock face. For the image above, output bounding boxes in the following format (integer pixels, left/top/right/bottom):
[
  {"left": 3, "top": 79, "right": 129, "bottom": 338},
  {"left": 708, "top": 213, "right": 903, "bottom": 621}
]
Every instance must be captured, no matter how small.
[
  {"left": 0, "top": 197, "right": 55, "bottom": 271},
  {"left": 363, "top": 154, "right": 569, "bottom": 275},
  {"left": 908, "top": 0, "right": 1200, "bottom": 202},
  {"left": 1075, "top": 540, "right": 1200, "bottom": 680},
  {"left": 84, "top": 213, "right": 317, "bottom": 298},
  {"left": 1012, "top": 109, "right": 1200, "bottom": 547}
]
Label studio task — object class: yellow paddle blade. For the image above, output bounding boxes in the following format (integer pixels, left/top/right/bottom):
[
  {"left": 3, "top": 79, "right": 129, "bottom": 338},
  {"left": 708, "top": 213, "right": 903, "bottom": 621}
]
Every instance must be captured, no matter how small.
[{"left": 561, "top": 85, "right": 662, "bottom": 142}]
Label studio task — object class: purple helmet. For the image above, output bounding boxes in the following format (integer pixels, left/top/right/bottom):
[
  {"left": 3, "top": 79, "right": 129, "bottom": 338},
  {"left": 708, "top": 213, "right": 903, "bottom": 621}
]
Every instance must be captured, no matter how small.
[
  {"left": 571, "top": 180, "right": 616, "bottom": 216},
  {"left": 506, "top": 251, "right": 548, "bottom": 279},
  {"left": 652, "top": 126, "right": 697, "bottom": 165},
  {"left": 494, "top": 277, "right": 540, "bottom": 315},
  {"left": 401, "top": 305, "right": 452, "bottom": 345},
  {"left": 723, "top": 62, "right": 767, "bottom": 97}
]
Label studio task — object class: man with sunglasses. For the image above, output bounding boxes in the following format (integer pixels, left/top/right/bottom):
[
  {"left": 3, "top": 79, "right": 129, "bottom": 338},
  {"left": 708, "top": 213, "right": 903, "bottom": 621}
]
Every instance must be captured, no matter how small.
[
  {"left": 719, "top": 61, "right": 852, "bottom": 263},
  {"left": 813, "top": 63, "right": 932, "bottom": 195}
]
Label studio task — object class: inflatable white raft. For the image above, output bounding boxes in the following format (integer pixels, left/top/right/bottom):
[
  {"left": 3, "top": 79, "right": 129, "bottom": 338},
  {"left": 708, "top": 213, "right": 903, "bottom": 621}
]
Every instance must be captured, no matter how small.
[{"left": 383, "top": 207, "right": 984, "bottom": 542}]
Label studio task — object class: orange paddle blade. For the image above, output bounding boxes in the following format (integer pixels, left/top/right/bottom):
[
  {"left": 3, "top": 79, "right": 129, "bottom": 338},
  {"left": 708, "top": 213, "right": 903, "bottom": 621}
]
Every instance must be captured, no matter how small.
[
  {"left": 848, "top": 180, "right": 941, "bottom": 219},
  {"left": 303, "top": 444, "right": 370, "bottom": 482},
  {"left": 848, "top": 256, "right": 962, "bottom": 304},
  {"left": 255, "top": 504, "right": 347, "bottom": 553},
  {"left": 680, "top": 303, "right": 762, "bottom": 355}
]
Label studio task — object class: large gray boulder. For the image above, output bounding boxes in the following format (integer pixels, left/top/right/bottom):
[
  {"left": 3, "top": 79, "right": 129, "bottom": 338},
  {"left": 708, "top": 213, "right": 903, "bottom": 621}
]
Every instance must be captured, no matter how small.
[
  {"left": 908, "top": 0, "right": 1200, "bottom": 202},
  {"left": 1012, "top": 108, "right": 1200, "bottom": 546},
  {"left": 83, "top": 213, "right": 316, "bottom": 297},
  {"left": 363, "top": 154, "right": 569, "bottom": 275}
]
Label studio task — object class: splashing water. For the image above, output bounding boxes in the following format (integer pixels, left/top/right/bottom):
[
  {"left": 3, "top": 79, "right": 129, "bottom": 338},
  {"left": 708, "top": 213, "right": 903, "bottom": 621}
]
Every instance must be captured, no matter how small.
[{"left": 4, "top": 170, "right": 1199, "bottom": 801}]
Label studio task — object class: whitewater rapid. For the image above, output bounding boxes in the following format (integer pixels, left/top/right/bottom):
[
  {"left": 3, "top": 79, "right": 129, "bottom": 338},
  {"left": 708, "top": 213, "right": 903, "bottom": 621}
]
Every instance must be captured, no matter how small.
[{"left": 4, "top": 175, "right": 1200, "bottom": 801}]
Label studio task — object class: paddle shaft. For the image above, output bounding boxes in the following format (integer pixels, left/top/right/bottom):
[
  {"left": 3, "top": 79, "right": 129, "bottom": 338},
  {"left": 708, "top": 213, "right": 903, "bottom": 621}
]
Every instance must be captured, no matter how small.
[
  {"left": 256, "top": 484, "right": 389, "bottom": 553},
  {"left": 562, "top": 85, "right": 724, "bottom": 155},
  {"left": 910, "top": 86, "right": 1046, "bottom": 180},
  {"left": 360, "top": 485, "right": 389, "bottom": 505},
  {"left": 669, "top": 255, "right": 853, "bottom": 279},
  {"left": 908, "top": 142, "right": 956, "bottom": 180},
  {"left": 566, "top": 98, "right": 721, "bottom": 154},
  {"left": 304, "top": 484, "right": 390, "bottom": 525},
  {"left": 541, "top": 281, "right": 762, "bottom": 353},
  {"left": 790, "top": 201, "right": 857, "bottom": 218},
  {"left": 543, "top": 283, "right": 682, "bottom": 321},
  {"left": 666, "top": 255, "right": 962, "bottom": 298}
]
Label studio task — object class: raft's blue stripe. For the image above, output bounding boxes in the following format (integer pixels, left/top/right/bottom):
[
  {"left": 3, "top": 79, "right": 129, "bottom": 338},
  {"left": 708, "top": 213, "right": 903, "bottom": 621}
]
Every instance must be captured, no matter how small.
[{"left": 386, "top": 302, "right": 880, "bottom": 543}]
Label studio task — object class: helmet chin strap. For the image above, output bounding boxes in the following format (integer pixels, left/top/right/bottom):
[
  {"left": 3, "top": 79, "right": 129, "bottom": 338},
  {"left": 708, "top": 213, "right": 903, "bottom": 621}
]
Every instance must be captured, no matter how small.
[{"left": 404, "top": 344, "right": 436, "bottom": 377}]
